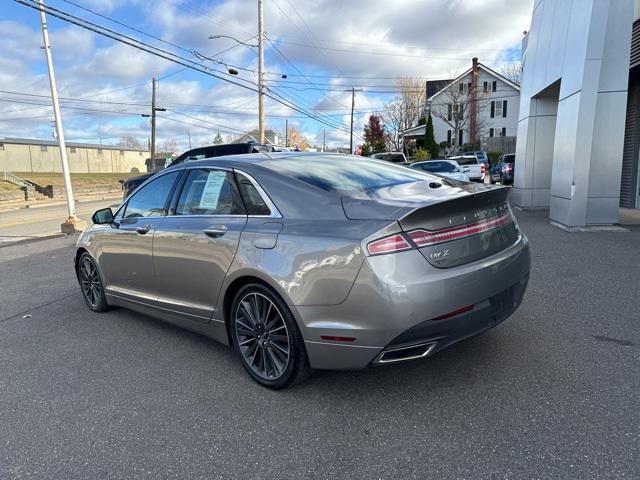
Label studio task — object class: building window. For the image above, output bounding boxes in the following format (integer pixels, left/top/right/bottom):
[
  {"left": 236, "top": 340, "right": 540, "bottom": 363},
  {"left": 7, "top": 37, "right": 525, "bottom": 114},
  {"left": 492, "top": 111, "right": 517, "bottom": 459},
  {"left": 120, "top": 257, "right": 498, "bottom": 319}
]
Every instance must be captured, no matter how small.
[
  {"left": 502, "top": 100, "right": 507, "bottom": 118},
  {"left": 490, "top": 101, "right": 495, "bottom": 118},
  {"left": 501, "top": 127, "right": 507, "bottom": 137},
  {"left": 40, "top": 145, "right": 47, "bottom": 152},
  {"left": 495, "top": 101, "right": 503, "bottom": 118},
  {"left": 458, "top": 130, "right": 464, "bottom": 146},
  {"left": 447, "top": 103, "right": 452, "bottom": 121},
  {"left": 69, "top": 147, "right": 76, "bottom": 153},
  {"left": 459, "top": 83, "right": 464, "bottom": 93},
  {"left": 447, "top": 130, "right": 452, "bottom": 145},
  {"left": 492, "top": 81, "right": 497, "bottom": 92},
  {"left": 489, "top": 128, "right": 494, "bottom": 138},
  {"left": 139, "top": 151, "right": 143, "bottom": 156},
  {"left": 0, "top": 143, "right": 4, "bottom": 150},
  {"left": 483, "top": 81, "right": 488, "bottom": 92},
  {"left": 119, "top": 149, "right": 125, "bottom": 155},
  {"left": 97, "top": 149, "right": 103, "bottom": 155}
]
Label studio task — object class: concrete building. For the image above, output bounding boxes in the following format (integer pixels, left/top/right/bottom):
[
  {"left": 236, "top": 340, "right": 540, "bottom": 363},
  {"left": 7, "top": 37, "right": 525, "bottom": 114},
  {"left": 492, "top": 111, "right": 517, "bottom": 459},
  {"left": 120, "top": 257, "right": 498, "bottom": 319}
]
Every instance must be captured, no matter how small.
[
  {"left": 400, "top": 59, "right": 520, "bottom": 152},
  {"left": 513, "top": 0, "right": 638, "bottom": 229},
  {"left": 0, "top": 137, "right": 148, "bottom": 174}
]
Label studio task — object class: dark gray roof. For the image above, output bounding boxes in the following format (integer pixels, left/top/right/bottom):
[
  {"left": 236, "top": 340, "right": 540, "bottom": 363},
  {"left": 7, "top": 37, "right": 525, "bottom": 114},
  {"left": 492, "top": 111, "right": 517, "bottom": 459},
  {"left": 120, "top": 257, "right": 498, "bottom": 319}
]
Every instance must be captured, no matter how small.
[
  {"left": 426, "top": 79, "right": 453, "bottom": 98},
  {"left": 0, "top": 137, "right": 148, "bottom": 152}
]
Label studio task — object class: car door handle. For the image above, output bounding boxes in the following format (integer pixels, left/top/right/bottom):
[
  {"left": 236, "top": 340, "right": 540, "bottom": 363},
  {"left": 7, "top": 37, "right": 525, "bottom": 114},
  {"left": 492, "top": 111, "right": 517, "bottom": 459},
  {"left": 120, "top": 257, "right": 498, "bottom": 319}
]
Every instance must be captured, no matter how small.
[
  {"left": 135, "top": 225, "right": 151, "bottom": 235},
  {"left": 204, "top": 225, "right": 228, "bottom": 238}
]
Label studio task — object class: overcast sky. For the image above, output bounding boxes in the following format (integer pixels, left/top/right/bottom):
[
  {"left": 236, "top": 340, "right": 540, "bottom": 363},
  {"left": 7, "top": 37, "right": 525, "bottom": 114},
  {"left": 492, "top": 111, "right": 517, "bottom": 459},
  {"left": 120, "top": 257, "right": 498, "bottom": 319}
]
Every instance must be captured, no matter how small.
[{"left": 0, "top": 0, "right": 533, "bottom": 151}]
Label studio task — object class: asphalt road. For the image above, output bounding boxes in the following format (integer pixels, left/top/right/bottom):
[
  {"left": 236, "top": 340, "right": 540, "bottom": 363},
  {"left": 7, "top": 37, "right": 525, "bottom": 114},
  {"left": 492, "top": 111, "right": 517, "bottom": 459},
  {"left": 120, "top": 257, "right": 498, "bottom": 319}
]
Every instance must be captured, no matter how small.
[
  {"left": 0, "top": 211, "right": 638, "bottom": 479},
  {"left": 0, "top": 197, "right": 121, "bottom": 241}
]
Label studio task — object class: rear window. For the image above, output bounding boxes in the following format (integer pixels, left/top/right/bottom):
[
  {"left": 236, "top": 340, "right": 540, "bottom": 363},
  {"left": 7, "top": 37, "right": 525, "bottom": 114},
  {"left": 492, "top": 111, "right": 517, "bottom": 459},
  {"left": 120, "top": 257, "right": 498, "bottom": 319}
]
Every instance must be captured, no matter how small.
[
  {"left": 261, "top": 157, "right": 432, "bottom": 192},
  {"left": 453, "top": 156, "right": 479, "bottom": 166},
  {"left": 503, "top": 154, "right": 515, "bottom": 163},
  {"left": 415, "top": 161, "right": 457, "bottom": 173}
]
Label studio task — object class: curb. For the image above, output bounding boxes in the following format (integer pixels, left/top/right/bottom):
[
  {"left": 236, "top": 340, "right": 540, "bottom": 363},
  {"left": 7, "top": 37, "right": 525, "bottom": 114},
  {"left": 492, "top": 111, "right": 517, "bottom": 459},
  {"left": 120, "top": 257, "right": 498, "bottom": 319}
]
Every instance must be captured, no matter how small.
[
  {"left": 0, "top": 194, "right": 122, "bottom": 213},
  {"left": 0, "top": 231, "right": 69, "bottom": 248}
]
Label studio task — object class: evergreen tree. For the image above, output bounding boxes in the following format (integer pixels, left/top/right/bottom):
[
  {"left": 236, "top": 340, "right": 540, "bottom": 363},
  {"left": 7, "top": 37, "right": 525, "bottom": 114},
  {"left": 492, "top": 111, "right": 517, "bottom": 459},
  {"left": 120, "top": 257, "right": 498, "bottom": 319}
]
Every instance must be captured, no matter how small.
[
  {"left": 213, "top": 132, "right": 223, "bottom": 144},
  {"left": 424, "top": 113, "right": 440, "bottom": 159}
]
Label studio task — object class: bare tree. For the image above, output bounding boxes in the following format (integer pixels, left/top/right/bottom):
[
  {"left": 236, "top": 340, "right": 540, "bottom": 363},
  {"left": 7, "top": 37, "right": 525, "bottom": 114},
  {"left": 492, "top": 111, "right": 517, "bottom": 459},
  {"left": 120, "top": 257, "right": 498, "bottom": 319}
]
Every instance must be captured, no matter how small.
[
  {"left": 382, "top": 77, "right": 426, "bottom": 151},
  {"left": 161, "top": 138, "right": 178, "bottom": 153},
  {"left": 500, "top": 61, "right": 523, "bottom": 85},
  {"left": 430, "top": 82, "right": 490, "bottom": 153},
  {"left": 116, "top": 135, "right": 142, "bottom": 149}
]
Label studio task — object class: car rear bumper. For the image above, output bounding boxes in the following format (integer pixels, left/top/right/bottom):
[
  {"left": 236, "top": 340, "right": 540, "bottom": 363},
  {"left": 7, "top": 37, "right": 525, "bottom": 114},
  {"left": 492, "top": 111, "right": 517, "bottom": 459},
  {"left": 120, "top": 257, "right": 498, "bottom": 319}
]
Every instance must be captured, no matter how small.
[{"left": 295, "top": 235, "right": 530, "bottom": 370}]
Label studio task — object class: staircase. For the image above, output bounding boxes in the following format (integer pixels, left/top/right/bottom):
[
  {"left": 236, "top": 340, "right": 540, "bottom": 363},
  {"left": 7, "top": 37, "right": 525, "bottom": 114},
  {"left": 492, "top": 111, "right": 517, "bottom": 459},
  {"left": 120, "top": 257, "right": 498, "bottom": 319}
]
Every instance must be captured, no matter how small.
[{"left": 2, "top": 172, "right": 53, "bottom": 200}]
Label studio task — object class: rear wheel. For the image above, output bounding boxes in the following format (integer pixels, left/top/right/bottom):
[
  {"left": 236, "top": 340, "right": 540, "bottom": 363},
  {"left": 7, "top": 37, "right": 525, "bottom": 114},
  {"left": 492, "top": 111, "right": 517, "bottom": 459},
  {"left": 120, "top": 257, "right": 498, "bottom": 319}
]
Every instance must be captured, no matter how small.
[
  {"left": 77, "top": 252, "right": 109, "bottom": 312},
  {"left": 231, "top": 283, "right": 310, "bottom": 389}
]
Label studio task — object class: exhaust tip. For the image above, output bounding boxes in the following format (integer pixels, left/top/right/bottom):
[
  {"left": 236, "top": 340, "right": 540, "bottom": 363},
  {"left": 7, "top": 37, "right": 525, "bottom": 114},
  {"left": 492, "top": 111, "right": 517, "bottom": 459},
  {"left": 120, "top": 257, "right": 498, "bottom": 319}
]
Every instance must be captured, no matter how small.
[{"left": 375, "top": 342, "right": 436, "bottom": 364}]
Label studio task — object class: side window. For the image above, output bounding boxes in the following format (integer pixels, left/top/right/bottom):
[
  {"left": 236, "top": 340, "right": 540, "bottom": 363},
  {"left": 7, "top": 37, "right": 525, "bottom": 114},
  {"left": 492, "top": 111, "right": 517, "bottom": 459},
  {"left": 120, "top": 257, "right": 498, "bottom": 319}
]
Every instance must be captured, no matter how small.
[
  {"left": 236, "top": 173, "right": 271, "bottom": 216},
  {"left": 123, "top": 171, "right": 180, "bottom": 219},
  {"left": 176, "top": 169, "right": 244, "bottom": 216},
  {"left": 172, "top": 148, "right": 207, "bottom": 166},
  {"left": 213, "top": 145, "right": 246, "bottom": 156}
]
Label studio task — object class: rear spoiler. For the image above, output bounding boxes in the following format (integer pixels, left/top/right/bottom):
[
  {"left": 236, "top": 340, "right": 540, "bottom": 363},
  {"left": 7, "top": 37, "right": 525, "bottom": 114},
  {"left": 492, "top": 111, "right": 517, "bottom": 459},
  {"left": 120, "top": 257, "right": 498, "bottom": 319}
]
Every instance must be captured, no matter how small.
[{"left": 398, "top": 186, "right": 511, "bottom": 232}]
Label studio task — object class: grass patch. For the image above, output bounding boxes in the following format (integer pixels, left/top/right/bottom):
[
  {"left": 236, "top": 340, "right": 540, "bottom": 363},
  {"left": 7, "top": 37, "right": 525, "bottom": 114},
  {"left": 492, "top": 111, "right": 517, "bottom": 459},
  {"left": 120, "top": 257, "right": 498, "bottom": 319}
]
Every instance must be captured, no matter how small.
[{"left": 12, "top": 172, "right": 137, "bottom": 190}]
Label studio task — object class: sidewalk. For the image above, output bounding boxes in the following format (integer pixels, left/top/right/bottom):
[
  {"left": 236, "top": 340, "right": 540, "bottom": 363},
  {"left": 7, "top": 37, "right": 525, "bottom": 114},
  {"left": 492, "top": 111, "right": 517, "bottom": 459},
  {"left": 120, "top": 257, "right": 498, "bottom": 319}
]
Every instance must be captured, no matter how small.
[{"left": 0, "top": 191, "right": 122, "bottom": 213}]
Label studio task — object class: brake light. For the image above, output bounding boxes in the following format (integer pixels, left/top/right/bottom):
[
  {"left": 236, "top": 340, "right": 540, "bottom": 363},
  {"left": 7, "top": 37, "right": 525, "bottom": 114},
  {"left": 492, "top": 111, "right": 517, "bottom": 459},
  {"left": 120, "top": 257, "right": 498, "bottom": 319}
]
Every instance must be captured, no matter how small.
[
  {"left": 367, "top": 233, "right": 412, "bottom": 255},
  {"left": 481, "top": 164, "right": 486, "bottom": 173},
  {"left": 408, "top": 213, "right": 513, "bottom": 247},
  {"left": 507, "top": 164, "right": 513, "bottom": 173}
]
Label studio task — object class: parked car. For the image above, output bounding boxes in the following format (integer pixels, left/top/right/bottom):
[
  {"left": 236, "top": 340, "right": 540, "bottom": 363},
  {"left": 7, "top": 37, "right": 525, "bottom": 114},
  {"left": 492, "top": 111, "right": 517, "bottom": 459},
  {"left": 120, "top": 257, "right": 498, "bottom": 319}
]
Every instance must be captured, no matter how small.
[
  {"left": 465, "top": 150, "right": 490, "bottom": 169},
  {"left": 77, "top": 153, "right": 530, "bottom": 389},
  {"left": 448, "top": 154, "right": 487, "bottom": 182},
  {"left": 500, "top": 154, "right": 516, "bottom": 184},
  {"left": 370, "top": 152, "right": 408, "bottom": 163},
  {"left": 409, "top": 159, "right": 471, "bottom": 182},
  {"left": 489, "top": 154, "right": 516, "bottom": 184},
  {"left": 121, "top": 142, "right": 273, "bottom": 198}
]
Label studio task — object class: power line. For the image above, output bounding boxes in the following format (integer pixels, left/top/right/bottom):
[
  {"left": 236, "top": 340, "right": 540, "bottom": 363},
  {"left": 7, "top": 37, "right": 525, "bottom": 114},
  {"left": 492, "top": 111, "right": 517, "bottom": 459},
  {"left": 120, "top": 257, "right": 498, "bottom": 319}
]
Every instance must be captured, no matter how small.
[{"left": 14, "top": 0, "right": 355, "bottom": 135}]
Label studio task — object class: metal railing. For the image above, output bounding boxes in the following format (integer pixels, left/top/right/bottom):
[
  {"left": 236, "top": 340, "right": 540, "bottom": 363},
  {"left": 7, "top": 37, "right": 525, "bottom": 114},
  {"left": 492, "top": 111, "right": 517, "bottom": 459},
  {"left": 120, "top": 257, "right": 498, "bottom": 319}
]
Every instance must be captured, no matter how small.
[{"left": 2, "top": 171, "right": 30, "bottom": 188}]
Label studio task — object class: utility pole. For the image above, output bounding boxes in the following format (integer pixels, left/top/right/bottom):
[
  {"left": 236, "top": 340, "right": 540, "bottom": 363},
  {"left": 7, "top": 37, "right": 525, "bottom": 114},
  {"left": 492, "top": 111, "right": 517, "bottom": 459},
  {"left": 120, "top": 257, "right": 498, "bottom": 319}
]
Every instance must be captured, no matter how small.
[
  {"left": 37, "top": 0, "right": 85, "bottom": 233},
  {"left": 285, "top": 119, "right": 288, "bottom": 147},
  {"left": 151, "top": 77, "right": 157, "bottom": 163},
  {"left": 187, "top": 129, "right": 192, "bottom": 149},
  {"left": 323, "top": 129, "right": 326, "bottom": 152},
  {"left": 257, "top": 0, "right": 265, "bottom": 144},
  {"left": 349, "top": 88, "right": 362, "bottom": 154}
]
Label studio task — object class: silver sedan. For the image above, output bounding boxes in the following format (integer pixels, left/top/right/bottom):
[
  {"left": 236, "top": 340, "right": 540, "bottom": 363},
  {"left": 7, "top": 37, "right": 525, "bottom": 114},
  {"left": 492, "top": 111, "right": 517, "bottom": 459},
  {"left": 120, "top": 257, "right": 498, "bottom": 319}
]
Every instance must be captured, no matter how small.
[{"left": 76, "top": 153, "right": 530, "bottom": 388}]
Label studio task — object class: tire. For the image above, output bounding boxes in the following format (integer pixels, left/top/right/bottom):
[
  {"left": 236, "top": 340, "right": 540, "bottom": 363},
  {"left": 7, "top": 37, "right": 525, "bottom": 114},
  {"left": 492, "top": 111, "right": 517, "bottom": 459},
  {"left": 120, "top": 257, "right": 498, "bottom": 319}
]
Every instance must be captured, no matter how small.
[
  {"left": 77, "top": 252, "right": 109, "bottom": 312},
  {"left": 230, "top": 283, "right": 311, "bottom": 389}
]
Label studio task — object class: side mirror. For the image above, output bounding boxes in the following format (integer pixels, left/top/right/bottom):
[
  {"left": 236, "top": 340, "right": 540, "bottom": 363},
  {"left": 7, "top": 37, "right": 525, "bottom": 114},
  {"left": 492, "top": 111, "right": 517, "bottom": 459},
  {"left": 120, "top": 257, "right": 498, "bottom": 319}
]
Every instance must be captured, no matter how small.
[{"left": 92, "top": 207, "right": 114, "bottom": 224}]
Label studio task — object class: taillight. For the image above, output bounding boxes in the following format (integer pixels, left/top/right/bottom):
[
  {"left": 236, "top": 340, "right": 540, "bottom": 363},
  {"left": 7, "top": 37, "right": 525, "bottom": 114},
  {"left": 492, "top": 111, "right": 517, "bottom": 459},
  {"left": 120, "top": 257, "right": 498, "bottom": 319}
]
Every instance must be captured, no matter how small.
[
  {"left": 367, "top": 233, "right": 412, "bottom": 255},
  {"left": 481, "top": 164, "right": 486, "bottom": 173},
  {"left": 407, "top": 213, "right": 513, "bottom": 248},
  {"left": 508, "top": 164, "right": 513, "bottom": 173}
]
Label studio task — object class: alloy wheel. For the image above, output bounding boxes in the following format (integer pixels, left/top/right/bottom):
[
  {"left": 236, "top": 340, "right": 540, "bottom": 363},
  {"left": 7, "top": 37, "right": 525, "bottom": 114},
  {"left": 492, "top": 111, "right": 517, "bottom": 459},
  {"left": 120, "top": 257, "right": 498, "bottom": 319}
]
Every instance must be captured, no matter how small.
[
  {"left": 79, "top": 256, "right": 103, "bottom": 309},
  {"left": 234, "top": 292, "right": 291, "bottom": 380}
]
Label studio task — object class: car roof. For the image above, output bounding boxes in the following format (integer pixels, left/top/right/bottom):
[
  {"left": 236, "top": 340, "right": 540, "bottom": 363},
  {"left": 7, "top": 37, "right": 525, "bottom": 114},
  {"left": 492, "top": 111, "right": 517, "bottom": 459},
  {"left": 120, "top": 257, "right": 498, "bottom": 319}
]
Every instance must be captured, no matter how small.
[{"left": 168, "top": 151, "right": 346, "bottom": 169}]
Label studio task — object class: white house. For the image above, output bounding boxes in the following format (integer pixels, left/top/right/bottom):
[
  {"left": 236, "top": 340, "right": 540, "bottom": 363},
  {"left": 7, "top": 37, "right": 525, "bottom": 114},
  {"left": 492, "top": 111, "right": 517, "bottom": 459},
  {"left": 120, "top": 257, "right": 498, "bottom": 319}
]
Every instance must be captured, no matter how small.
[
  {"left": 400, "top": 58, "right": 520, "bottom": 151},
  {"left": 513, "top": 0, "right": 636, "bottom": 229}
]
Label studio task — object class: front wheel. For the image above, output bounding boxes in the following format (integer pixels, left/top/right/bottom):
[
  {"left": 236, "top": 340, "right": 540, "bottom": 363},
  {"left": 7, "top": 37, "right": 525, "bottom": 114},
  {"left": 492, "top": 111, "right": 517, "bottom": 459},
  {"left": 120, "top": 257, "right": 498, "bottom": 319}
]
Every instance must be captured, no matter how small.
[{"left": 231, "top": 283, "right": 310, "bottom": 389}]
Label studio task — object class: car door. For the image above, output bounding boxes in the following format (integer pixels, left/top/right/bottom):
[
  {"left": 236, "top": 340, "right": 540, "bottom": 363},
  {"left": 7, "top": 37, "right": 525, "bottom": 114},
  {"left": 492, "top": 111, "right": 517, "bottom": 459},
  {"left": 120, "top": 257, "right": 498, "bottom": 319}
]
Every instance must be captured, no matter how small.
[
  {"left": 152, "top": 167, "right": 248, "bottom": 323},
  {"left": 98, "top": 170, "right": 183, "bottom": 302}
]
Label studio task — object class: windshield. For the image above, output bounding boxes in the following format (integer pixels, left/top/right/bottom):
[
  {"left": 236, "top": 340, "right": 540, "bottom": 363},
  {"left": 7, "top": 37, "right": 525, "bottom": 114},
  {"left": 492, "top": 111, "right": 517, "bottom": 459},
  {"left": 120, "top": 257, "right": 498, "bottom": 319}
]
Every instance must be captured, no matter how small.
[
  {"left": 261, "top": 157, "right": 433, "bottom": 192},
  {"left": 415, "top": 161, "right": 457, "bottom": 173}
]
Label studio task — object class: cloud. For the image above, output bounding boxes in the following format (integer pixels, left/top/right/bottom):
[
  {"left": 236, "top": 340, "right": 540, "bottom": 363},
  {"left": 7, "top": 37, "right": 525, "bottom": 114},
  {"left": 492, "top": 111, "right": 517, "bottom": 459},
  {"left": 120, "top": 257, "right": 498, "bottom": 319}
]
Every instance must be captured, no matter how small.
[{"left": 0, "top": 0, "right": 532, "bottom": 151}]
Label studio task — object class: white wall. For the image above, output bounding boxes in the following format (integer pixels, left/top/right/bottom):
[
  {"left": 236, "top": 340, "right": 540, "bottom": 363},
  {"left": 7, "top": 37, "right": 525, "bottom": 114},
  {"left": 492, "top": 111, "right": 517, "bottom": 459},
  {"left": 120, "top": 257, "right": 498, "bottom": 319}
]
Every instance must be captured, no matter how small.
[{"left": 513, "top": 0, "right": 634, "bottom": 227}]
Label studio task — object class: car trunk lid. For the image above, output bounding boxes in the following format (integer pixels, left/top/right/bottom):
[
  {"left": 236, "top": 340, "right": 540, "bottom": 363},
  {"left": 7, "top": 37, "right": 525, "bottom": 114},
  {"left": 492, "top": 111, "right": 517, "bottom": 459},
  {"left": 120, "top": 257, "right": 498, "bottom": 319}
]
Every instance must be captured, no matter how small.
[{"left": 343, "top": 181, "right": 519, "bottom": 268}]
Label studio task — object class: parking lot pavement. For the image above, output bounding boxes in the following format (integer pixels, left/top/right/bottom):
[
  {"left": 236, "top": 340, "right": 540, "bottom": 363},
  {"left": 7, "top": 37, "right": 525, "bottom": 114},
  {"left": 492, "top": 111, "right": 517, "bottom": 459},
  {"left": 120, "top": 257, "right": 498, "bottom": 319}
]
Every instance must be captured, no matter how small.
[{"left": 0, "top": 211, "right": 638, "bottom": 480}]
